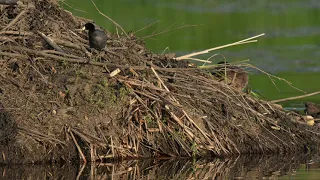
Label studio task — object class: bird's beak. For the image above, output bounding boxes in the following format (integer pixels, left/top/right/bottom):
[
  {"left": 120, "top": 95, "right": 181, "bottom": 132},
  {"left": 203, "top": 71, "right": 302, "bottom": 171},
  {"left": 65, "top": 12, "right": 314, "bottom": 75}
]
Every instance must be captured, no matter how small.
[{"left": 82, "top": 26, "right": 86, "bottom": 31}]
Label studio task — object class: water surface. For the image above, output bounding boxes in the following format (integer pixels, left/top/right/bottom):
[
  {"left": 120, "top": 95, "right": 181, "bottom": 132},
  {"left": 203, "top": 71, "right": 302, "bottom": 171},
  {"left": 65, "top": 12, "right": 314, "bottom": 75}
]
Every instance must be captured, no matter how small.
[{"left": 2, "top": 153, "right": 320, "bottom": 179}]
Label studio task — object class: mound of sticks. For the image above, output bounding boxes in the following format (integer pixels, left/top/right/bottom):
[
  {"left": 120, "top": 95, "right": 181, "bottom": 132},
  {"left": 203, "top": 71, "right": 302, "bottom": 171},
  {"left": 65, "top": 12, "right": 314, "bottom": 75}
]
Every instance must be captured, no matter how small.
[{"left": 0, "top": 0, "right": 318, "bottom": 163}]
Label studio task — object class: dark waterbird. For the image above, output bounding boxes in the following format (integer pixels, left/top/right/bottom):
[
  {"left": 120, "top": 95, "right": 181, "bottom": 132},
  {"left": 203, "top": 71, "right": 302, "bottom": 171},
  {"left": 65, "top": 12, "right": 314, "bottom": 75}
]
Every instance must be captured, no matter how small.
[
  {"left": 82, "top": 22, "right": 107, "bottom": 50},
  {"left": 305, "top": 102, "right": 320, "bottom": 118}
]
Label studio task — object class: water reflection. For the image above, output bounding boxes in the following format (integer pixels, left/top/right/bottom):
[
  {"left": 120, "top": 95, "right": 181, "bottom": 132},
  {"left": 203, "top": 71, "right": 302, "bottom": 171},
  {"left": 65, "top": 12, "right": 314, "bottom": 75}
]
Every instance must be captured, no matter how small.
[
  {"left": 2, "top": 154, "right": 320, "bottom": 179},
  {"left": 0, "top": 164, "right": 78, "bottom": 179}
]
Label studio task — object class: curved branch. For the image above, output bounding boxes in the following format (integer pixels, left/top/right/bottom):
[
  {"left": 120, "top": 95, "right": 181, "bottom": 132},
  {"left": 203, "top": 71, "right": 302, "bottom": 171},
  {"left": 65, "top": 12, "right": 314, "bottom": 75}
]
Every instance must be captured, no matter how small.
[{"left": 91, "top": 0, "right": 129, "bottom": 38}]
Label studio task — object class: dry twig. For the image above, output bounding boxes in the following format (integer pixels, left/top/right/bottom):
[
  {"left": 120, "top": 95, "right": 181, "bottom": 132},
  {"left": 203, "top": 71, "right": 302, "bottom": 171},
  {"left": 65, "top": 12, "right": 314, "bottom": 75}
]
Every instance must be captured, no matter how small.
[
  {"left": 176, "top": 33, "right": 265, "bottom": 60},
  {"left": 271, "top": 91, "right": 320, "bottom": 103},
  {"left": 91, "top": 0, "right": 129, "bottom": 38}
]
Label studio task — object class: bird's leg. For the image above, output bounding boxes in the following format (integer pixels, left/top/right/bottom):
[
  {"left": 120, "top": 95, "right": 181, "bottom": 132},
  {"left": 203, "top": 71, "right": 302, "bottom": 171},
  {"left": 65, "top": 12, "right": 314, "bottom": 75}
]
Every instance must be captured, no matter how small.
[
  {"left": 84, "top": 48, "right": 95, "bottom": 63},
  {"left": 96, "top": 51, "right": 106, "bottom": 62},
  {"left": 80, "top": 45, "right": 92, "bottom": 63}
]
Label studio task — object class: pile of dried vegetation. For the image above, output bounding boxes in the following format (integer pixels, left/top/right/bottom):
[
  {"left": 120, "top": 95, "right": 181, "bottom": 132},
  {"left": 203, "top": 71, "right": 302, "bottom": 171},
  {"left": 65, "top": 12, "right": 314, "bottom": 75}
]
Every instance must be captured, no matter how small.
[{"left": 0, "top": 0, "right": 318, "bottom": 164}]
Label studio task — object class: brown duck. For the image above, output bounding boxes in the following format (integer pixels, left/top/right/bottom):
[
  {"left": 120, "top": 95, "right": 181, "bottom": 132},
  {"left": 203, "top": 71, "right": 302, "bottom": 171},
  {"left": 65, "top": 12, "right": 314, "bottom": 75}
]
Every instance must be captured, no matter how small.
[
  {"left": 211, "top": 62, "right": 249, "bottom": 91},
  {"left": 305, "top": 102, "right": 320, "bottom": 118}
]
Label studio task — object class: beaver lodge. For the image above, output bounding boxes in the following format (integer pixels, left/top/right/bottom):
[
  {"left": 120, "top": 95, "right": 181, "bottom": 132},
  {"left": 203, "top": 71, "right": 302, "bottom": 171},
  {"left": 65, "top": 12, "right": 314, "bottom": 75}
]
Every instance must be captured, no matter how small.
[{"left": 0, "top": 0, "right": 319, "bottom": 164}]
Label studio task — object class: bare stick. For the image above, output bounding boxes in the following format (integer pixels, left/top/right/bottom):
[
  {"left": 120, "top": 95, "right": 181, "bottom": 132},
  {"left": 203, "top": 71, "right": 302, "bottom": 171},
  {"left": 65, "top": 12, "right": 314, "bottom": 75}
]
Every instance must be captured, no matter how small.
[
  {"left": 53, "top": 39, "right": 87, "bottom": 49},
  {"left": 37, "top": 31, "right": 64, "bottom": 53},
  {"left": 165, "top": 107, "right": 194, "bottom": 141},
  {"left": 133, "top": 90, "right": 161, "bottom": 102},
  {"left": 0, "top": 51, "right": 26, "bottom": 58},
  {"left": 0, "top": 5, "right": 33, "bottom": 32},
  {"left": 270, "top": 91, "right": 320, "bottom": 103},
  {"left": 141, "top": 23, "right": 201, "bottom": 39},
  {"left": 75, "top": 161, "right": 86, "bottom": 180},
  {"left": 91, "top": 0, "right": 129, "bottom": 38},
  {"left": 61, "top": 1, "right": 87, "bottom": 13},
  {"left": 1, "top": 9, "right": 27, "bottom": 31},
  {"left": 110, "top": 136, "right": 114, "bottom": 158},
  {"left": 0, "top": 0, "right": 19, "bottom": 5},
  {"left": 0, "top": 30, "right": 33, "bottom": 36},
  {"left": 134, "top": 20, "right": 161, "bottom": 34},
  {"left": 56, "top": 38, "right": 121, "bottom": 58},
  {"left": 120, "top": 79, "right": 168, "bottom": 92},
  {"left": 71, "top": 128, "right": 106, "bottom": 147},
  {"left": 177, "top": 40, "right": 258, "bottom": 60},
  {"left": 90, "top": 144, "right": 95, "bottom": 162},
  {"left": 180, "top": 57, "right": 212, "bottom": 63},
  {"left": 245, "top": 63, "right": 306, "bottom": 94},
  {"left": 151, "top": 67, "right": 170, "bottom": 92},
  {"left": 18, "top": 127, "right": 66, "bottom": 145},
  {"left": 69, "top": 129, "right": 87, "bottom": 163},
  {"left": 176, "top": 34, "right": 265, "bottom": 60},
  {"left": 42, "top": 50, "right": 81, "bottom": 59}
]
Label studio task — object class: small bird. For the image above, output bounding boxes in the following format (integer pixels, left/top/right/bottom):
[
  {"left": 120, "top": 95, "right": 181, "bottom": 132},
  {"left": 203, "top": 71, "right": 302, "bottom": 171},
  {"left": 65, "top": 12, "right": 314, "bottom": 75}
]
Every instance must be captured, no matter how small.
[
  {"left": 82, "top": 22, "right": 107, "bottom": 50},
  {"left": 305, "top": 102, "right": 320, "bottom": 118},
  {"left": 211, "top": 61, "right": 249, "bottom": 91}
]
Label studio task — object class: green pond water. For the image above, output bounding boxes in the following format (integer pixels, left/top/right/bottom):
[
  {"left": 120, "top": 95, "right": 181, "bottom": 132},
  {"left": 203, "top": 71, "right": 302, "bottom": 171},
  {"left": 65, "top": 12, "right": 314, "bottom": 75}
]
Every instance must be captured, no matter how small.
[{"left": 53, "top": 0, "right": 320, "bottom": 179}]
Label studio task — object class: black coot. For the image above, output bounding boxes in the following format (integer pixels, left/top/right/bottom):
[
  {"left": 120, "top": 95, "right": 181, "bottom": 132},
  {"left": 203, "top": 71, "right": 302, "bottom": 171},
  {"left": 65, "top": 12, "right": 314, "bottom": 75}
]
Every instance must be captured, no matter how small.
[{"left": 82, "top": 23, "right": 107, "bottom": 50}]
